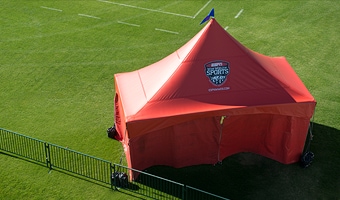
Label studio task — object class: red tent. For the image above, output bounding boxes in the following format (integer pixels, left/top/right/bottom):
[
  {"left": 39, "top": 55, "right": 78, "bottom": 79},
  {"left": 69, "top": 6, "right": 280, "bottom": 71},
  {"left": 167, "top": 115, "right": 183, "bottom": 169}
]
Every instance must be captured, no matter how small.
[{"left": 114, "top": 19, "right": 316, "bottom": 173}]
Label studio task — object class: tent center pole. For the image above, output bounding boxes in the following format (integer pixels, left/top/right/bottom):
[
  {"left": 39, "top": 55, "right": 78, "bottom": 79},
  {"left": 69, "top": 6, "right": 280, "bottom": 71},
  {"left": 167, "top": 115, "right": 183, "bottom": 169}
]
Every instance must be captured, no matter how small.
[{"left": 217, "top": 116, "right": 226, "bottom": 164}]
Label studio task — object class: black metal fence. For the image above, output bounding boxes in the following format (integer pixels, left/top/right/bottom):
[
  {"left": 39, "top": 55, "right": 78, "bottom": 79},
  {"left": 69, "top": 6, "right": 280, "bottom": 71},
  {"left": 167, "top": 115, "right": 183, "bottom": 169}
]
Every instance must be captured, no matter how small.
[
  {"left": 0, "top": 128, "right": 228, "bottom": 200},
  {"left": 113, "top": 163, "right": 184, "bottom": 199},
  {"left": 0, "top": 128, "right": 112, "bottom": 185},
  {"left": 113, "top": 164, "right": 228, "bottom": 200},
  {"left": 0, "top": 128, "right": 46, "bottom": 165},
  {"left": 48, "top": 143, "right": 112, "bottom": 185}
]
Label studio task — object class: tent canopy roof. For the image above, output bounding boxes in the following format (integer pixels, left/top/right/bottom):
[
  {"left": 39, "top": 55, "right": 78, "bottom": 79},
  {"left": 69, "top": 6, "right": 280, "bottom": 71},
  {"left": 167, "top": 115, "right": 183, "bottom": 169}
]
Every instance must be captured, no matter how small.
[
  {"left": 114, "top": 19, "right": 315, "bottom": 123},
  {"left": 114, "top": 19, "right": 316, "bottom": 172}
]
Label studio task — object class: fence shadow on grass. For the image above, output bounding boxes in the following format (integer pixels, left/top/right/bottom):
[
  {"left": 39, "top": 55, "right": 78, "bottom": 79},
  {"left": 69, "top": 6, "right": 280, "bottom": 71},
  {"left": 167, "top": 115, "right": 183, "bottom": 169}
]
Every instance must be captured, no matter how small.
[
  {"left": 0, "top": 150, "right": 46, "bottom": 167},
  {"left": 143, "top": 123, "right": 340, "bottom": 200}
]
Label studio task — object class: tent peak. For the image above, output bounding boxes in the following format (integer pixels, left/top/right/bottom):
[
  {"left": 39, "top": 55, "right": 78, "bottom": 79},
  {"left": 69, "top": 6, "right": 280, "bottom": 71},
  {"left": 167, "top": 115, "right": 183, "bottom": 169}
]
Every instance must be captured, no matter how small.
[{"left": 200, "top": 8, "right": 215, "bottom": 25}]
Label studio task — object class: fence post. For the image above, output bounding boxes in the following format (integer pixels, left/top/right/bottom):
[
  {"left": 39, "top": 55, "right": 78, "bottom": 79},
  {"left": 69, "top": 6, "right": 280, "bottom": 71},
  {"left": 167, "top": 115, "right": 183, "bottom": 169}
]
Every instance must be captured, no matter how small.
[
  {"left": 182, "top": 184, "right": 186, "bottom": 200},
  {"left": 44, "top": 142, "right": 52, "bottom": 171},
  {"left": 111, "top": 163, "right": 117, "bottom": 190},
  {"left": 110, "top": 163, "right": 114, "bottom": 190}
]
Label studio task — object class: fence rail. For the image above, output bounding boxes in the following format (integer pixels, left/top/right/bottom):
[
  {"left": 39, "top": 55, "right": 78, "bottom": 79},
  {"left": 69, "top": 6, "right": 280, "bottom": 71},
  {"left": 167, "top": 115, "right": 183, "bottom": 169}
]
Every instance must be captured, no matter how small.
[{"left": 0, "top": 128, "right": 228, "bottom": 200}]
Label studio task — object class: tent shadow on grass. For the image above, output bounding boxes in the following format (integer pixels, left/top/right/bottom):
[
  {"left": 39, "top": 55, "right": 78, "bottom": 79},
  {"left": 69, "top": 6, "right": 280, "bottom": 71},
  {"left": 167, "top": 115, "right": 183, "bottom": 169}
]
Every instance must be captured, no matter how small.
[{"left": 142, "top": 123, "right": 340, "bottom": 200}]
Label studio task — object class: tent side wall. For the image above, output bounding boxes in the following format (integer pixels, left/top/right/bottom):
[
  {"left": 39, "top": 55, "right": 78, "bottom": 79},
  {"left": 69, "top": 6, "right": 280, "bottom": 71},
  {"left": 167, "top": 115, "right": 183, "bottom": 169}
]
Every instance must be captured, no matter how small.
[
  {"left": 219, "top": 113, "right": 311, "bottom": 164},
  {"left": 127, "top": 102, "right": 315, "bottom": 171},
  {"left": 128, "top": 116, "right": 222, "bottom": 171},
  {"left": 114, "top": 87, "right": 126, "bottom": 141},
  {"left": 114, "top": 87, "right": 134, "bottom": 171}
]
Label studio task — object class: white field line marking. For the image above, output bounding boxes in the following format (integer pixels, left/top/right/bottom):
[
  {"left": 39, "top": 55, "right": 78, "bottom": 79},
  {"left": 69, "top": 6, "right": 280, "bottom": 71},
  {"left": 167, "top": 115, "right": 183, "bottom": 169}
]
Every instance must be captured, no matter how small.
[
  {"left": 155, "top": 28, "right": 179, "bottom": 35},
  {"left": 193, "top": 0, "right": 212, "bottom": 19},
  {"left": 40, "top": 6, "right": 63, "bottom": 12},
  {"left": 97, "top": 0, "right": 193, "bottom": 18},
  {"left": 235, "top": 9, "right": 244, "bottom": 18},
  {"left": 78, "top": 13, "right": 101, "bottom": 19},
  {"left": 117, "top": 21, "right": 140, "bottom": 27},
  {"left": 224, "top": 26, "right": 229, "bottom": 30},
  {"left": 117, "top": 2, "right": 180, "bottom": 22}
]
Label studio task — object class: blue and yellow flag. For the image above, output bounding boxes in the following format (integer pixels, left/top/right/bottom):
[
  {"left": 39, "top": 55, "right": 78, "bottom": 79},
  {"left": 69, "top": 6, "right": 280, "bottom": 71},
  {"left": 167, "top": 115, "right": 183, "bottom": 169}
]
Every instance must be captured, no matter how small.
[{"left": 200, "top": 8, "right": 214, "bottom": 25}]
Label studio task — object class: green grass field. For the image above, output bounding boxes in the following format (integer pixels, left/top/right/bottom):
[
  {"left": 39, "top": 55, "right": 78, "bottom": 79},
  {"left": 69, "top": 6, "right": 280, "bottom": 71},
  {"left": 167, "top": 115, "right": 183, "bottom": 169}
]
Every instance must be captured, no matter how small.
[{"left": 1, "top": 0, "right": 339, "bottom": 199}]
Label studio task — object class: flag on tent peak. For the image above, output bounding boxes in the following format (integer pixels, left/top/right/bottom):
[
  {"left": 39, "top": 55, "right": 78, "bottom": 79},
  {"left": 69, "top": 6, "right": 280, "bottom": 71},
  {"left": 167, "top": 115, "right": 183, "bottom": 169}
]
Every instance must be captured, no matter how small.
[{"left": 200, "top": 8, "right": 214, "bottom": 25}]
